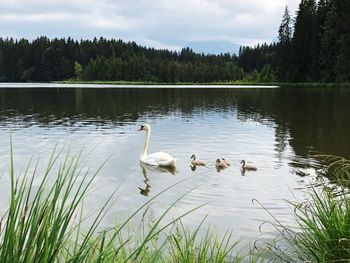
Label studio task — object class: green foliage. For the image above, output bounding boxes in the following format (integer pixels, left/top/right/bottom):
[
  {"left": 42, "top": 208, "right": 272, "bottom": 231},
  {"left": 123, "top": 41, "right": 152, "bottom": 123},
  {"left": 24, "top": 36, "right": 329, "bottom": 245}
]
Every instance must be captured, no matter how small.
[
  {"left": 277, "top": 6, "right": 293, "bottom": 81},
  {"left": 314, "top": 155, "right": 350, "bottom": 186},
  {"left": 290, "top": 0, "right": 317, "bottom": 82},
  {"left": 0, "top": 37, "right": 245, "bottom": 83},
  {"left": 0, "top": 141, "right": 247, "bottom": 262},
  {"left": 74, "top": 61, "right": 83, "bottom": 80},
  {"left": 278, "top": 6, "right": 292, "bottom": 44},
  {"left": 168, "top": 219, "right": 239, "bottom": 263},
  {"left": 0, "top": 141, "right": 112, "bottom": 262},
  {"left": 309, "top": 0, "right": 330, "bottom": 80},
  {"left": 283, "top": 0, "right": 350, "bottom": 83},
  {"left": 281, "top": 184, "right": 350, "bottom": 262},
  {"left": 2, "top": 143, "right": 350, "bottom": 262},
  {"left": 1, "top": 0, "right": 349, "bottom": 83},
  {"left": 243, "top": 69, "right": 260, "bottom": 82},
  {"left": 238, "top": 44, "right": 277, "bottom": 73},
  {"left": 320, "top": 3, "right": 339, "bottom": 81},
  {"left": 259, "top": 64, "right": 276, "bottom": 82},
  {"left": 0, "top": 50, "right": 5, "bottom": 81},
  {"left": 246, "top": 0, "right": 350, "bottom": 83},
  {"left": 264, "top": 155, "right": 350, "bottom": 263}
]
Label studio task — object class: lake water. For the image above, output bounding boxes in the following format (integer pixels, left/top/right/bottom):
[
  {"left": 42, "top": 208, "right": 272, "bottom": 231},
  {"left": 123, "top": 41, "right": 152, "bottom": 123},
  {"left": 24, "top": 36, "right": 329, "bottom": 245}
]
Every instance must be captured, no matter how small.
[{"left": 0, "top": 84, "right": 349, "bottom": 243}]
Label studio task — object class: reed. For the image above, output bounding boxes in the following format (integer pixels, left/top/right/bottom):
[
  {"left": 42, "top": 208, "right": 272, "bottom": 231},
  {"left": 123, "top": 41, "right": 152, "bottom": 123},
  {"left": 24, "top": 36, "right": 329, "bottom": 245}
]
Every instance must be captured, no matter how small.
[
  {"left": 314, "top": 154, "right": 350, "bottom": 187},
  {"left": 265, "top": 155, "right": 350, "bottom": 262},
  {"left": 0, "top": 140, "right": 243, "bottom": 262},
  {"left": 5, "top": 138, "right": 349, "bottom": 262}
]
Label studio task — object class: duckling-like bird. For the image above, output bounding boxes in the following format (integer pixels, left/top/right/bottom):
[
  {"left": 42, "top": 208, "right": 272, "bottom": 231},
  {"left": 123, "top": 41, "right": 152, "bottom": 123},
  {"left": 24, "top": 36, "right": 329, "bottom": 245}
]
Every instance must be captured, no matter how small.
[
  {"left": 241, "top": 160, "right": 257, "bottom": 171},
  {"left": 215, "top": 158, "right": 228, "bottom": 169},
  {"left": 190, "top": 154, "right": 206, "bottom": 166},
  {"left": 221, "top": 158, "right": 231, "bottom": 166}
]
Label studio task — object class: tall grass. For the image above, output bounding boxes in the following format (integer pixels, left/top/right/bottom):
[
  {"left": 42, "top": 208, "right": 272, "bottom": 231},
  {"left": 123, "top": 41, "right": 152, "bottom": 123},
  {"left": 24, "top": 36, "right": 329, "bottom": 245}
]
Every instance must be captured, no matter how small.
[
  {"left": 5, "top": 139, "right": 349, "bottom": 262},
  {"left": 268, "top": 155, "right": 350, "bottom": 263},
  {"left": 0, "top": 141, "right": 245, "bottom": 262},
  {"left": 315, "top": 154, "right": 350, "bottom": 187},
  {"left": 0, "top": 141, "right": 114, "bottom": 262}
]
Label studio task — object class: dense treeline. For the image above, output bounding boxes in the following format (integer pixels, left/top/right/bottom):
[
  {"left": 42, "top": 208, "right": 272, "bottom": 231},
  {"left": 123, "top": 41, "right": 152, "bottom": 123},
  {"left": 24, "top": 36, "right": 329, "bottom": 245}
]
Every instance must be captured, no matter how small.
[
  {"left": 240, "top": 0, "right": 350, "bottom": 82},
  {"left": 0, "top": 37, "right": 250, "bottom": 83},
  {"left": 0, "top": 0, "right": 349, "bottom": 83}
]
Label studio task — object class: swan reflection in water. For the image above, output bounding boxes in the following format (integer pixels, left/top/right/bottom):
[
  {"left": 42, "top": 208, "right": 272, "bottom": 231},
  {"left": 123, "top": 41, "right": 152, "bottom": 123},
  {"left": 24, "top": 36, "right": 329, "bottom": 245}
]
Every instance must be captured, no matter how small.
[{"left": 138, "top": 162, "right": 176, "bottom": 196}]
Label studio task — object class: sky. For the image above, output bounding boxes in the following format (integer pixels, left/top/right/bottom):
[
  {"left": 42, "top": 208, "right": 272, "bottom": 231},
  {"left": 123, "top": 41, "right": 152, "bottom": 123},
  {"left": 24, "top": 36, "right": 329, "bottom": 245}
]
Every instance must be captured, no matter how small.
[{"left": 0, "top": 0, "right": 300, "bottom": 50}]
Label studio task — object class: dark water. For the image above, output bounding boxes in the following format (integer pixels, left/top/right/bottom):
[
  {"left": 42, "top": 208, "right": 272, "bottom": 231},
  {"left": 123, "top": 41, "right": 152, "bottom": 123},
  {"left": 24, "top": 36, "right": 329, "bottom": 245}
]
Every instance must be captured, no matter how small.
[{"left": 0, "top": 85, "right": 349, "bottom": 242}]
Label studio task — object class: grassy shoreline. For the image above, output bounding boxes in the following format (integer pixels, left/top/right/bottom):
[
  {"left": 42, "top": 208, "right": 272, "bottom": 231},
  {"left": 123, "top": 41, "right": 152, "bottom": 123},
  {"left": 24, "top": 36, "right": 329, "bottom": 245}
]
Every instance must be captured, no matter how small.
[{"left": 1, "top": 142, "right": 350, "bottom": 262}]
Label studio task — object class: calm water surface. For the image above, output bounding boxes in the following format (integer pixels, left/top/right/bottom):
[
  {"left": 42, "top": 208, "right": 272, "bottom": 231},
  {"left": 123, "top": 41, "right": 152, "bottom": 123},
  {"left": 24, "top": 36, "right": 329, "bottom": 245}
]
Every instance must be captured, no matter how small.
[{"left": 0, "top": 85, "right": 349, "bottom": 242}]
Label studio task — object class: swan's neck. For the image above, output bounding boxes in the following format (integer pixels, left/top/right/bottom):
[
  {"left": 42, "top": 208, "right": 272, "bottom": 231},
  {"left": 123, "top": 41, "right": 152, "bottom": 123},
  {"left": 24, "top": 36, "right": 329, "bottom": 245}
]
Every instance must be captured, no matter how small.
[{"left": 141, "top": 128, "right": 150, "bottom": 160}]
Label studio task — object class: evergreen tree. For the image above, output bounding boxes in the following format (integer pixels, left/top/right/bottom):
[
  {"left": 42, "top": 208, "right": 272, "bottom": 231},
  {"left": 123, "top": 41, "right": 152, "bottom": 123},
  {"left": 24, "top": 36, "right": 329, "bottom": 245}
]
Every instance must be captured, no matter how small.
[
  {"left": 2, "top": 0, "right": 349, "bottom": 86},
  {"left": 320, "top": 3, "right": 338, "bottom": 81},
  {"left": 0, "top": 37, "right": 245, "bottom": 83},
  {"left": 290, "top": 0, "right": 317, "bottom": 81},
  {"left": 0, "top": 50, "right": 4, "bottom": 81},
  {"left": 278, "top": 6, "right": 292, "bottom": 44},
  {"left": 310, "top": 0, "right": 330, "bottom": 80},
  {"left": 277, "top": 6, "right": 292, "bottom": 81},
  {"left": 334, "top": 0, "right": 350, "bottom": 81}
]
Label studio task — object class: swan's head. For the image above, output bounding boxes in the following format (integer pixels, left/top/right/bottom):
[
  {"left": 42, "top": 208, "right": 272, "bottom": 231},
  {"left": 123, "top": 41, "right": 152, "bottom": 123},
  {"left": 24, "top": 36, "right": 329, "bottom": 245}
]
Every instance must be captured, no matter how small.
[
  {"left": 190, "top": 154, "right": 196, "bottom": 160},
  {"left": 138, "top": 123, "right": 150, "bottom": 131},
  {"left": 240, "top": 160, "right": 245, "bottom": 165},
  {"left": 216, "top": 159, "right": 221, "bottom": 163},
  {"left": 222, "top": 158, "right": 226, "bottom": 160}
]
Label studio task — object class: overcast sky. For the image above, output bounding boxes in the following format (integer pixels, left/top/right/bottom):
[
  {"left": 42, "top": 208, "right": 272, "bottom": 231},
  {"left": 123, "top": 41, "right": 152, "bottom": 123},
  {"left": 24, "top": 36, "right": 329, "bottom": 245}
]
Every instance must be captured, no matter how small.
[{"left": 0, "top": 0, "right": 299, "bottom": 50}]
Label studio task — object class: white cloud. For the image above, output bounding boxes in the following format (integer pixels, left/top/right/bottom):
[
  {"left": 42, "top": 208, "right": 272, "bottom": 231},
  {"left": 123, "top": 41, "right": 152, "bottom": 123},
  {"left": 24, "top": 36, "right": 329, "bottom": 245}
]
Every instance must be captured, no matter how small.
[{"left": 0, "top": 0, "right": 300, "bottom": 48}]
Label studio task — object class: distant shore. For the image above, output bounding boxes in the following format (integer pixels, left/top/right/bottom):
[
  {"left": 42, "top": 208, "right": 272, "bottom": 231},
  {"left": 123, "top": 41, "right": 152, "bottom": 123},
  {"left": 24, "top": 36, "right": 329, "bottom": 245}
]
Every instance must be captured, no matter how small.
[
  {"left": 56, "top": 80, "right": 350, "bottom": 88},
  {"left": 0, "top": 81, "right": 349, "bottom": 88},
  {"left": 0, "top": 82, "right": 278, "bottom": 89},
  {"left": 56, "top": 80, "right": 273, "bottom": 86}
]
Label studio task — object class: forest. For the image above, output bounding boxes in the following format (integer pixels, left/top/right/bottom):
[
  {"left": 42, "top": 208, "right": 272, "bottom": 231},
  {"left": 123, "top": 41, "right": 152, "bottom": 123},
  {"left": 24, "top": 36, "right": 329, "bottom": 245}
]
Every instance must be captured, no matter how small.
[{"left": 0, "top": 0, "right": 349, "bottom": 83}]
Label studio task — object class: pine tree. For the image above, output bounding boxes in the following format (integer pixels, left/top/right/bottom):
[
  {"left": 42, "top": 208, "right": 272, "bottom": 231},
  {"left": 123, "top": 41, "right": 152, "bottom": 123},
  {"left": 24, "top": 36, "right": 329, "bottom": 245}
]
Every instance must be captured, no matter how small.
[
  {"left": 334, "top": 0, "right": 350, "bottom": 81},
  {"left": 290, "top": 0, "right": 317, "bottom": 81},
  {"left": 277, "top": 6, "right": 292, "bottom": 81},
  {"left": 320, "top": 2, "right": 338, "bottom": 81},
  {"left": 310, "top": 0, "right": 330, "bottom": 80},
  {"left": 278, "top": 6, "right": 292, "bottom": 44},
  {"left": 0, "top": 50, "right": 4, "bottom": 81}
]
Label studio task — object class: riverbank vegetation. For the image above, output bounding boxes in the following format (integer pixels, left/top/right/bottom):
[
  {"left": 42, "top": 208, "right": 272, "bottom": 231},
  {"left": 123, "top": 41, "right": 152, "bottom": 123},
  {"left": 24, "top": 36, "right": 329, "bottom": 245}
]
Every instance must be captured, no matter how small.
[
  {"left": 274, "top": 155, "right": 350, "bottom": 262},
  {"left": 0, "top": 143, "right": 261, "bottom": 262},
  {"left": 1, "top": 140, "right": 350, "bottom": 262},
  {"left": 0, "top": 0, "right": 349, "bottom": 84}
]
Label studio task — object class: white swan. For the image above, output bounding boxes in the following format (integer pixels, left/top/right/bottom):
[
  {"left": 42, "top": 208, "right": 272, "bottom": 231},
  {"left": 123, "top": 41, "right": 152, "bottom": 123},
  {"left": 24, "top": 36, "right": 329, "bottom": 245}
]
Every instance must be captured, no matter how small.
[{"left": 138, "top": 124, "right": 176, "bottom": 167}]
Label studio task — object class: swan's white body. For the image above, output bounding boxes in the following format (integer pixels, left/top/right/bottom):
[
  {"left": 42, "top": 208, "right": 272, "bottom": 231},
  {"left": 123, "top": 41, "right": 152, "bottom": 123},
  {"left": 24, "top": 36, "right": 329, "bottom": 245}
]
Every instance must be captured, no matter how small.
[
  {"left": 142, "top": 152, "right": 176, "bottom": 166},
  {"left": 139, "top": 124, "right": 176, "bottom": 167}
]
